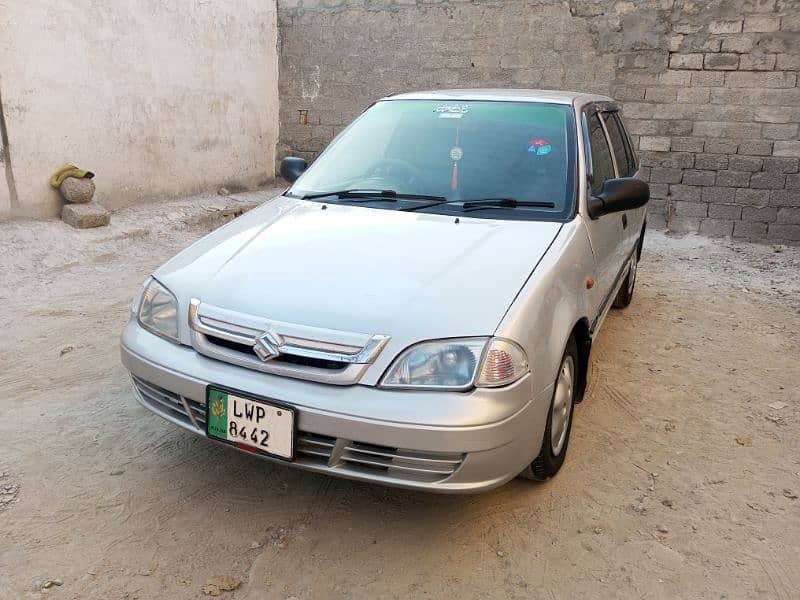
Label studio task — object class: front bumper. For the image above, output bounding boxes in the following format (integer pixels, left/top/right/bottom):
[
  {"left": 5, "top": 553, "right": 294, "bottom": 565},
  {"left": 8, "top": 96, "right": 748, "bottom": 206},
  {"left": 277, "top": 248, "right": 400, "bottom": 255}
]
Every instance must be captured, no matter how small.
[{"left": 120, "top": 321, "right": 552, "bottom": 493}]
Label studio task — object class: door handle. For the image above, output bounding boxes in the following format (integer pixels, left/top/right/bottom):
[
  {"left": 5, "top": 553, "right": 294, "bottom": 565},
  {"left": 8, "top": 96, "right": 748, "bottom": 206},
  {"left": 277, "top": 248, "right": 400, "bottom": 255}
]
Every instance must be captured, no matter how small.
[{"left": 622, "top": 214, "right": 628, "bottom": 229}]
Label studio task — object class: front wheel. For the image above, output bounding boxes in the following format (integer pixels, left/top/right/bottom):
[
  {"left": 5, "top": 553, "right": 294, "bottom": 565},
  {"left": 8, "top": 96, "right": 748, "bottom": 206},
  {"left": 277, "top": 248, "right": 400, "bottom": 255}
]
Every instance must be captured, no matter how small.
[{"left": 520, "top": 337, "right": 578, "bottom": 481}]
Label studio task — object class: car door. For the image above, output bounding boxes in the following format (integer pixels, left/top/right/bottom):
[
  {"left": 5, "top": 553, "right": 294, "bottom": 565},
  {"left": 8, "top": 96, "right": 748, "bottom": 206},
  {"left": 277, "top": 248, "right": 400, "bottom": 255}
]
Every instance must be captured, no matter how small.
[
  {"left": 601, "top": 110, "right": 642, "bottom": 255},
  {"left": 581, "top": 106, "right": 626, "bottom": 312}
]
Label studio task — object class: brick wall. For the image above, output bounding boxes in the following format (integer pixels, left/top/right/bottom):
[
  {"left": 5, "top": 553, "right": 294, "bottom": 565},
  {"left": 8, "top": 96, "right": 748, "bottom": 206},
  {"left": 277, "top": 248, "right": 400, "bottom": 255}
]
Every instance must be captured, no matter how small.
[{"left": 277, "top": 0, "right": 800, "bottom": 243}]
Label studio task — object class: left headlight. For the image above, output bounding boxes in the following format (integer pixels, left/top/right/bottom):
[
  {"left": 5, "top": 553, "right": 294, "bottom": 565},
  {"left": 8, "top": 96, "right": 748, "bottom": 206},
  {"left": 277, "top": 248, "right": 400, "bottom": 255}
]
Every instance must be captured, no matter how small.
[
  {"left": 380, "top": 337, "right": 528, "bottom": 391},
  {"left": 136, "top": 278, "right": 179, "bottom": 343}
]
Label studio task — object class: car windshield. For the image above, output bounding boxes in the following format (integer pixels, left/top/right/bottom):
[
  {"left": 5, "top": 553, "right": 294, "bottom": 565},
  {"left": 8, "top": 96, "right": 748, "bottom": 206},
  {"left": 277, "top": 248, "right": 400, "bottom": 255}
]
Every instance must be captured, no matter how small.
[{"left": 288, "top": 99, "right": 578, "bottom": 220}]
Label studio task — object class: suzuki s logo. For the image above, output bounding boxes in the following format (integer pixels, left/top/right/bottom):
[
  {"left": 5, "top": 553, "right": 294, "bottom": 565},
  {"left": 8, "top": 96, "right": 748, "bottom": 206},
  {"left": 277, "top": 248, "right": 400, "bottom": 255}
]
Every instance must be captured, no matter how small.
[{"left": 254, "top": 329, "right": 283, "bottom": 362}]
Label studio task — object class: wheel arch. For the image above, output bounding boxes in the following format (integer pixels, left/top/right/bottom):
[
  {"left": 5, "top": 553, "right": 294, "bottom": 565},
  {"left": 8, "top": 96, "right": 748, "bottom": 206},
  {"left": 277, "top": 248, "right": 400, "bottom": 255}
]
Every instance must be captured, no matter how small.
[{"left": 570, "top": 317, "right": 592, "bottom": 403}]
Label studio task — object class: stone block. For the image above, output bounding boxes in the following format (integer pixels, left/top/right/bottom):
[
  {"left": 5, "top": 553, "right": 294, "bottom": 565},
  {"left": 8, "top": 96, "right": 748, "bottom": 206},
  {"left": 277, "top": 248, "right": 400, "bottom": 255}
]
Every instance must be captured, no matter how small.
[
  {"left": 61, "top": 202, "right": 111, "bottom": 229},
  {"left": 777, "top": 207, "right": 800, "bottom": 224},
  {"left": 669, "top": 53, "right": 703, "bottom": 70},
  {"left": 728, "top": 156, "right": 763, "bottom": 172},
  {"left": 749, "top": 172, "right": 786, "bottom": 189},
  {"left": 773, "top": 141, "right": 800, "bottom": 157},
  {"left": 762, "top": 157, "right": 799, "bottom": 174},
  {"left": 742, "top": 206, "right": 778, "bottom": 222},
  {"left": 59, "top": 177, "right": 96, "bottom": 204},
  {"left": 668, "top": 216, "right": 701, "bottom": 233},
  {"left": 676, "top": 88, "right": 710, "bottom": 104},
  {"left": 743, "top": 17, "right": 781, "bottom": 33},
  {"left": 699, "top": 218, "right": 734, "bottom": 237},
  {"left": 776, "top": 54, "right": 800, "bottom": 70},
  {"left": 639, "top": 136, "right": 671, "bottom": 151},
  {"left": 721, "top": 35, "right": 756, "bottom": 54},
  {"left": 670, "top": 184, "right": 703, "bottom": 202},
  {"left": 695, "top": 153, "right": 729, "bottom": 170},
  {"left": 767, "top": 224, "right": 800, "bottom": 241},
  {"left": 708, "top": 203, "right": 742, "bottom": 219},
  {"left": 738, "top": 53, "right": 776, "bottom": 71},
  {"left": 682, "top": 169, "right": 716, "bottom": 186},
  {"left": 737, "top": 140, "right": 774, "bottom": 156},
  {"left": 785, "top": 175, "right": 800, "bottom": 190},
  {"left": 726, "top": 71, "right": 796, "bottom": 89},
  {"left": 702, "top": 187, "right": 734, "bottom": 204},
  {"left": 769, "top": 190, "right": 794, "bottom": 206},
  {"left": 709, "top": 20, "right": 743, "bottom": 34},
  {"left": 670, "top": 137, "right": 705, "bottom": 153},
  {"left": 672, "top": 200, "right": 708, "bottom": 217},
  {"left": 649, "top": 168, "right": 684, "bottom": 184},
  {"left": 733, "top": 221, "right": 768, "bottom": 239},
  {"left": 734, "top": 188, "right": 770, "bottom": 206},
  {"left": 704, "top": 139, "right": 739, "bottom": 154},
  {"left": 704, "top": 53, "right": 739, "bottom": 70}
]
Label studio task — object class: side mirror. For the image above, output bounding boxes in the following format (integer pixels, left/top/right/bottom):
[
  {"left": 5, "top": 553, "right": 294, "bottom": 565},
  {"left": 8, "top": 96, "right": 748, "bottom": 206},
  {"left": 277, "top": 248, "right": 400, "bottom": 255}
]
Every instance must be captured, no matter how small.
[
  {"left": 587, "top": 177, "right": 649, "bottom": 219},
  {"left": 279, "top": 156, "right": 308, "bottom": 183}
]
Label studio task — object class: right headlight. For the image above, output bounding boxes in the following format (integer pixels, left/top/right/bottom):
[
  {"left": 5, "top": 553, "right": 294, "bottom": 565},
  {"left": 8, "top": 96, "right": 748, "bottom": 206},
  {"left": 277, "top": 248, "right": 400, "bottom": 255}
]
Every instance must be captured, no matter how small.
[
  {"left": 379, "top": 337, "right": 528, "bottom": 391},
  {"left": 136, "top": 278, "right": 179, "bottom": 343}
]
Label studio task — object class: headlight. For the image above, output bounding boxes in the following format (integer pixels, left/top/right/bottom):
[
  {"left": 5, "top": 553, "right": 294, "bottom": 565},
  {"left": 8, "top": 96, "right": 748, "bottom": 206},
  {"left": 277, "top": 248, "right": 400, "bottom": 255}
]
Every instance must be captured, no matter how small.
[
  {"left": 136, "top": 278, "right": 179, "bottom": 343},
  {"left": 380, "top": 337, "right": 528, "bottom": 391}
]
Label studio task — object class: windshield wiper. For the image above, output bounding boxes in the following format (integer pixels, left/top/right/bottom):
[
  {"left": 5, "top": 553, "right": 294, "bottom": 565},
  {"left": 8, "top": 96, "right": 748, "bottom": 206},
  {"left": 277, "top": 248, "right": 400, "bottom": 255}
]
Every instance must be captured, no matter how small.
[
  {"left": 295, "top": 189, "right": 447, "bottom": 203},
  {"left": 403, "top": 197, "right": 556, "bottom": 213},
  {"left": 461, "top": 198, "right": 556, "bottom": 211}
]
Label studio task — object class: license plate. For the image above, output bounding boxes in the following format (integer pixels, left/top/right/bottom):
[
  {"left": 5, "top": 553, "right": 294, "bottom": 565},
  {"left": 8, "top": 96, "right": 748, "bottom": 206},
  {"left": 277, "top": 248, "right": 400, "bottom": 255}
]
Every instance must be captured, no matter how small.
[{"left": 206, "top": 386, "right": 295, "bottom": 460}]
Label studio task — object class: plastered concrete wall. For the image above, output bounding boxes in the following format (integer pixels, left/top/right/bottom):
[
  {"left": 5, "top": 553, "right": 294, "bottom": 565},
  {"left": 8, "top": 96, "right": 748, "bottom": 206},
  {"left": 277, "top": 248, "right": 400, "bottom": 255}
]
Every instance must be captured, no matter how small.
[
  {"left": 0, "top": 1, "right": 279, "bottom": 219},
  {"left": 278, "top": 0, "right": 800, "bottom": 243}
]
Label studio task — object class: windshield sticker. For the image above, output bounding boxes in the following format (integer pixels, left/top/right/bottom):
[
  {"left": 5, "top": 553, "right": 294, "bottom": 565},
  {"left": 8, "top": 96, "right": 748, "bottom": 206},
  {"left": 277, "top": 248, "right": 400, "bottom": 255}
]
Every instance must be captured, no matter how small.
[
  {"left": 436, "top": 103, "right": 470, "bottom": 119},
  {"left": 450, "top": 147, "right": 463, "bottom": 161},
  {"left": 527, "top": 138, "right": 552, "bottom": 156}
]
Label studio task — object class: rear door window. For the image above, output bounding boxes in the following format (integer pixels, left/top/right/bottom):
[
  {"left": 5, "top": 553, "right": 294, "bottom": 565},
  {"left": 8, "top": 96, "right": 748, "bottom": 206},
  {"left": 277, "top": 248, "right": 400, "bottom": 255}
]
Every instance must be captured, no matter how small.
[
  {"left": 602, "top": 112, "right": 631, "bottom": 177},
  {"left": 587, "top": 113, "right": 615, "bottom": 196}
]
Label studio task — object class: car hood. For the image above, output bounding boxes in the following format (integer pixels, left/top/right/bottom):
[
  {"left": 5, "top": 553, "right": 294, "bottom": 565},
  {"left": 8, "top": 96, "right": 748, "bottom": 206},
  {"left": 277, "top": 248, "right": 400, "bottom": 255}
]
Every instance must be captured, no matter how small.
[{"left": 156, "top": 196, "right": 562, "bottom": 355}]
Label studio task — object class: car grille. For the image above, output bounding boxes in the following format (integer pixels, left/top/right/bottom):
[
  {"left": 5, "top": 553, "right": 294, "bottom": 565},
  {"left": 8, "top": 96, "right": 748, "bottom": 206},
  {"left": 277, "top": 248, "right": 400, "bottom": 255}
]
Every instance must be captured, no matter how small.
[
  {"left": 188, "top": 299, "right": 389, "bottom": 386},
  {"left": 131, "top": 376, "right": 464, "bottom": 484}
]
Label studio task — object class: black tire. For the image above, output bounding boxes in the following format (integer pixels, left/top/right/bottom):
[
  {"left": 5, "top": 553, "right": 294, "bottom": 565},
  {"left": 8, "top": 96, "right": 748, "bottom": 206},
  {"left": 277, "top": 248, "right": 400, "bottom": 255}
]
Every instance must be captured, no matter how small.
[
  {"left": 612, "top": 252, "right": 637, "bottom": 309},
  {"left": 520, "top": 337, "right": 578, "bottom": 482}
]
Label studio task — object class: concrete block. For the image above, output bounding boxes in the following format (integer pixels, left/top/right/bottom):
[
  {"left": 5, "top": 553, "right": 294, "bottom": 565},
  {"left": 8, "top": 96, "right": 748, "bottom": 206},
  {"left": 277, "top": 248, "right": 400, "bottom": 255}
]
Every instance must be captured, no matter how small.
[
  {"left": 682, "top": 169, "right": 716, "bottom": 186},
  {"left": 709, "top": 20, "right": 743, "bottom": 34},
  {"left": 737, "top": 140, "right": 774, "bottom": 156},
  {"left": 769, "top": 190, "right": 795, "bottom": 206},
  {"left": 773, "top": 141, "right": 800, "bottom": 158},
  {"left": 699, "top": 218, "right": 734, "bottom": 237},
  {"left": 669, "top": 184, "right": 703, "bottom": 202},
  {"left": 733, "top": 221, "right": 768, "bottom": 239},
  {"left": 767, "top": 223, "right": 800, "bottom": 241},
  {"left": 672, "top": 200, "right": 708, "bottom": 217},
  {"left": 726, "top": 71, "right": 796, "bottom": 89},
  {"left": 734, "top": 188, "right": 770, "bottom": 206},
  {"left": 728, "top": 156, "right": 763, "bottom": 172},
  {"left": 777, "top": 208, "right": 800, "bottom": 224},
  {"left": 749, "top": 172, "right": 786, "bottom": 189},
  {"left": 738, "top": 53, "right": 776, "bottom": 71},
  {"left": 61, "top": 202, "right": 111, "bottom": 229},
  {"left": 742, "top": 206, "right": 778, "bottom": 222},
  {"left": 762, "top": 157, "right": 799, "bottom": 174},
  {"left": 708, "top": 203, "right": 742, "bottom": 219},
  {"left": 744, "top": 17, "right": 781, "bottom": 33},
  {"left": 670, "top": 137, "right": 705, "bottom": 153},
  {"left": 668, "top": 216, "right": 701, "bottom": 233},
  {"left": 704, "top": 53, "right": 740, "bottom": 70},
  {"left": 695, "top": 153, "right": 729, "bottom": 170},
  {"left": 669, "top": 53, "right": 704, "bottom": 70},
  {"left": 639, "top": 136, "right": 671, "bottom": 152}
]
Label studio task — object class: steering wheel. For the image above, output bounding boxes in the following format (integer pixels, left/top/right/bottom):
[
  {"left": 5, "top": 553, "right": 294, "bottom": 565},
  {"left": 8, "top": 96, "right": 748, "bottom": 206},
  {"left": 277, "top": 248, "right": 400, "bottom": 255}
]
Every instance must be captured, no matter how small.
[{"left": 363, "top": 158, "right": 423, "bottom": 186}]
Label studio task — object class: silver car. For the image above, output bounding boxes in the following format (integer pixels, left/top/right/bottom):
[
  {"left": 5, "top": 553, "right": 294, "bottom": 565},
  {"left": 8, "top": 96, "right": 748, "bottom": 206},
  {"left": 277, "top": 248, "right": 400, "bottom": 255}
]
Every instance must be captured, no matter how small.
[{"left": 121, "top": 90, "right": 648, "bottom": 493}]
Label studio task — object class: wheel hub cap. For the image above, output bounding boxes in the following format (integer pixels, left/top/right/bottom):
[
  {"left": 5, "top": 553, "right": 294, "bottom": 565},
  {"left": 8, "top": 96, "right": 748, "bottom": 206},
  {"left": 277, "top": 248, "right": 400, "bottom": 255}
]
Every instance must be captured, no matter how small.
[{"left": 550, "top": 355, "right": 574, "bottom": 456}]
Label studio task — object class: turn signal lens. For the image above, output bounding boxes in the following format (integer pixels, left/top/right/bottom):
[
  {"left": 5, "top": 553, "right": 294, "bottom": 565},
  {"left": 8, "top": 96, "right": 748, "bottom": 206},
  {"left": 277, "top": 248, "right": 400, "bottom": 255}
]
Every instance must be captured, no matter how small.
[{"left": 475, "top": 339, "right": 529, "bottom": 388}]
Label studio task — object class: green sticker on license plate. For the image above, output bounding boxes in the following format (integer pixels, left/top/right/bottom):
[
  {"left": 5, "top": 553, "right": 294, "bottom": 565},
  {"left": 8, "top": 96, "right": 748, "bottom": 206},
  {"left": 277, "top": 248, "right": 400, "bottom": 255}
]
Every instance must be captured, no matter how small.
[{"left": 206, "top": 387, "right": 295, "bottom": 460}]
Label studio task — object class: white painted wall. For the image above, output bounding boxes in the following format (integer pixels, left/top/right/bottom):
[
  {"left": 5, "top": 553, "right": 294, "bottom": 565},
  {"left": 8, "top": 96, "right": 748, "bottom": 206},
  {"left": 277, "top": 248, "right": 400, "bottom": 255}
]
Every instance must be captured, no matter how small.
[{"left": 0, "top": 1, "right": 279, "bottom": 219}]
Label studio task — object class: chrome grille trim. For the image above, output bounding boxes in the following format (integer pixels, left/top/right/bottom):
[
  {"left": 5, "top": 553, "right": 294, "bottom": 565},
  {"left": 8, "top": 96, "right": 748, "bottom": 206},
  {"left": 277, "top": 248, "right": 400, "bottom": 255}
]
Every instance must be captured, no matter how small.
[
  {"left": 188, "top": 298, "right": 389, "bottom": 385},
  {"left": 131, "top": 376, "right": 464, "bottom": 484}
]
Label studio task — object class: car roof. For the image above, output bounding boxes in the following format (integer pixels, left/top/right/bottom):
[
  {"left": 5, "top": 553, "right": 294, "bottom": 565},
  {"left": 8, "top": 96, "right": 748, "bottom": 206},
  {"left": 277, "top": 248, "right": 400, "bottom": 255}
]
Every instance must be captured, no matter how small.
[{"left": 381, "top": 89, "right": 614, "bottom": 106}]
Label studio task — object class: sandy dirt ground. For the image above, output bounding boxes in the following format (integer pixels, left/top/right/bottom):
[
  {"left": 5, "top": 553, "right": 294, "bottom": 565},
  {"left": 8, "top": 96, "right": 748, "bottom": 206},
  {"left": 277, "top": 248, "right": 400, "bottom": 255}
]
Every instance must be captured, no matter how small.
[{"left": 1, "top": 189, "right": 799, "bottom": 600}]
